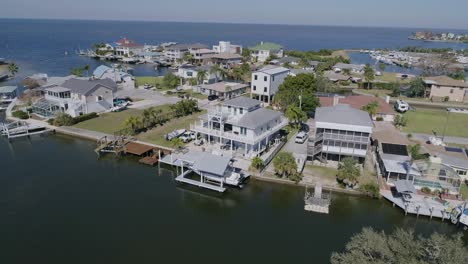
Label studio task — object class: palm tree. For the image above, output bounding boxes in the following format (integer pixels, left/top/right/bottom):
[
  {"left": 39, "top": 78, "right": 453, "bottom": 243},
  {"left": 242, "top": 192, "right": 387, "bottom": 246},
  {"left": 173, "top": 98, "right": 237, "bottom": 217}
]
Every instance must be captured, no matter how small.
[
  {"left": 361, "top": 101, "right": 379, "bottom": 118},
  {"left": 83, "top": 64, "right": 90, "bottom": 77},
  {"left": 142, "top": 108, "right": 153, "bottom": 127},
  {"left": 363, "top": 64, "right": 375, "bottom": 89},
  {"left": 123, "top": 116, "right": 142, "bottom": 134},
  {"left": 406, "top": 144, "right": 426, "bottom": 181},
  {"left": 70, "top": 67, "right": 83, "bottom": 77},
  {"left": 231, "top": 67, "right": 243, "bottom": 81},
  {"left": 8, "top": 63, "right": 18, "bottom": 76},
  {"left": 150, "top": 107, "right": 163, "bottom": 125},
  {"left": 337, "top": 157, "right": 360, "bottom": 188},
  {"left": 273, "top": 152, "right": 297, "bottom": 179},
  {"left": 249, "top": 157, "right": 264, "bottom": 172},
  {"left": 196, "top": 70, "right": 208, "bottom": 85},
  {"left": 210, "top": 65, "right": 225, "bottom": 82}
]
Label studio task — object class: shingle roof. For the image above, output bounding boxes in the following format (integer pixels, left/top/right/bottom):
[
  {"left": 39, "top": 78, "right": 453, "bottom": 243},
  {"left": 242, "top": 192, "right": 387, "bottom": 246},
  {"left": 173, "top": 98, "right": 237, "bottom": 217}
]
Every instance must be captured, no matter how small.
[
  {"left": 61, "top": 78, "right": 116, "bottom": 96},
  {"left": 423, "top": 76, "right": 468, "bottom": 88},
  {"left": 235, "top": 108, "right": 282, "bottom": 129},
  {"left": 315, "top": 104, "right": 373, "bottom": 127},
  {"left": 93, "top": 65, "right": 111, "bottom": 79},
  {"left": 223, "top": 96, "right": 261, "bottom": 109}
]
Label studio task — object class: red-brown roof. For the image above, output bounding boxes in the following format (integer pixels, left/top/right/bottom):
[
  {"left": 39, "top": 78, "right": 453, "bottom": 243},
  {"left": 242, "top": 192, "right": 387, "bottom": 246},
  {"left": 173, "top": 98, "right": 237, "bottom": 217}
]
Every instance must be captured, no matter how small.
[
  {"left": 116, "top": 37, "right": 143, "bottom": 48},
  {"left": 319, "top": 95, "right": 394, "bottom": 114}
]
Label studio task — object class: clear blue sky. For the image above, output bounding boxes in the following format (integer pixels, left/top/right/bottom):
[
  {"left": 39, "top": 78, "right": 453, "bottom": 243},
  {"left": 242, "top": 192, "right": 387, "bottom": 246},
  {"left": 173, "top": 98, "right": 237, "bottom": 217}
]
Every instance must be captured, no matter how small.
[{"left": 2, "top": 0, "right": 468, "bottom": 29}]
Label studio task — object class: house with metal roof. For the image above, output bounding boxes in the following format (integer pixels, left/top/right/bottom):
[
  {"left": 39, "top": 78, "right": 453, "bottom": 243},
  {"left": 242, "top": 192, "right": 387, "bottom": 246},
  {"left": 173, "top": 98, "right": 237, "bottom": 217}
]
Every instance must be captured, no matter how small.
[
  {"left": 191, "top": 97, "right": 288, "bottom": 158},
  {"left": 32, "top": 78, "right": 116, "bottom": 118},
  {"left": 333, "top": 63, "right": 365, "bottom": 74},
  {"left": 193, "top": 82, "right": 248, "bottom": 100},
  {"left": 0, "top": 86, "right": 19, "bottom": 103},
  {"left": 92, "top": 65, "right": 133, "bottom": 86},
  {"left": 250, "top": 42, "right": 284, "bottom": 63},
  {"left": 176, "top": 65, "right": 217, "bottom": 84},
  {"left": 251, "top": 65, "right": 290, "bottom": 104},
  {"left": 308, "top": 104, "right": 373, "bottom": 164}
]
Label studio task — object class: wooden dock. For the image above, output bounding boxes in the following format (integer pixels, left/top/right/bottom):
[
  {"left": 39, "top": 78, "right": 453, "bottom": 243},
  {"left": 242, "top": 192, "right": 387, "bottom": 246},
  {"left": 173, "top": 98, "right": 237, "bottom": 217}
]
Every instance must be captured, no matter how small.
[{"left": 1, "top": 121, "right": 53, "bottom": 139}]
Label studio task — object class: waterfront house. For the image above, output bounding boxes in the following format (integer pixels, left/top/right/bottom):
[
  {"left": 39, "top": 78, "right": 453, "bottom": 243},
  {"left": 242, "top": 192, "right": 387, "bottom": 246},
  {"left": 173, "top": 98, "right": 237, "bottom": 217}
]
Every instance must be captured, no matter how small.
[
  {"left": 250, "top": 66, "right": 290, "bottom": 104},
  {"left": 423, "top": 76, "right": 468, "bottom": 102},
  {"left": 308, "top": 104, "right": 373, "bottom": 164},
  {"left": 176, "top": 65, "right": 217, "bottom": 84},
  {"left": 250, "top": 42, "right": 284, "bottom": 63},
  {"left": 190, "top": 48, "right": 216, "bottom": 63},
  {"left": 208, "top": 53, "right": 242, "bottom": 69},
  {"left": 0, "top": 86, "right": 18, "bottom": 103},
  {"left": 193, "top": 82, "right": 248, "bottom": 100},
  {"left": 319, "top": 95, "right": 395, "bottom": 121},
  {"left": 164, "top": 43, "right": 209, "bottom": 62},
  {"left": 333, "top": 63, "right": 365, "bottom": 74},
  {"left": 92, "top": 65, "right": 134, "bottom": 87},
  {"left": 323, "top": 71, "right": 352, "bottom": 83},
  {"left": 32, "top": 78, "right": 116, "bottom": 118},
  {"left": 190, "top": 97, "right": 288, "bottom": 158},
  {"left": 212, "top": 41, "right": 242, "bottom": 54},
  {"left": 114, "top": 37, "right": 144, "bottom": 57}
]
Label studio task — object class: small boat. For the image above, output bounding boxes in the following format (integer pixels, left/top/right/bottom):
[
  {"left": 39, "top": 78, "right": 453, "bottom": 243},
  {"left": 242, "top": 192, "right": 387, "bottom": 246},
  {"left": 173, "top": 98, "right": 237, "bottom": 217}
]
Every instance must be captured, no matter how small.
[{"left": 165, "top": 129, "right": 186, "bottom": 141}]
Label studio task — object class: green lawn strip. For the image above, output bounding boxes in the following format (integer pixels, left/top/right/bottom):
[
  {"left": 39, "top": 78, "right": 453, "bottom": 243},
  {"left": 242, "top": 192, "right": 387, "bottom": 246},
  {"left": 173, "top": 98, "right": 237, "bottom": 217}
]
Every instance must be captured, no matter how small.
[
  {"left": 460, "top": 184, "right": 468, "bottom": 200},
  {"left": 304, "top": 165, "right": 337, "bottom": 179},
  {"left": 136, "top": 110, "right": 207, "bottom": 147},
  {"left": 134, "top": 76, "right": 170, "bottom": 89},
  {"left": 402, "top": 108, "right": 468, "bottom": 138}
]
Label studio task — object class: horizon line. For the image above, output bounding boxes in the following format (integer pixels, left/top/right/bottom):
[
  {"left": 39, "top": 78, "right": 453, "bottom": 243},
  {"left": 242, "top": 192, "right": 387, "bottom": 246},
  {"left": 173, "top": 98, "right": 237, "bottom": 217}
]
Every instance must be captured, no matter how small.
[{"left": 1, "top": 17, "right": 468, "bottom": 31}]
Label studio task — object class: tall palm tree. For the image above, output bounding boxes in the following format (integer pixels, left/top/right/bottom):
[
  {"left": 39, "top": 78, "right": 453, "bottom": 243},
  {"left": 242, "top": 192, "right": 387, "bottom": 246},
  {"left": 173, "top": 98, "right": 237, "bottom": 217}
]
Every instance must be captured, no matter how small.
[
  {"left": 142, "top": 108, "right": 153, "bottom": 127},
  {"left": 210, "top": 65, "right": 225, "bottom": 82},
  {"left": 150, "top": 107, "right": 163, "bottom": 125},
  {"left": 8, "top": 63, "right": 19, "bottom": 76},
  {"left": 231, "top": 67, "right": 243, "bottom": 81},
  {"left": 123, "top": 116, "right": 142, "bottom": 134},
  {"left": 196, "top": 70, "right": 208, "bottom": 85}
]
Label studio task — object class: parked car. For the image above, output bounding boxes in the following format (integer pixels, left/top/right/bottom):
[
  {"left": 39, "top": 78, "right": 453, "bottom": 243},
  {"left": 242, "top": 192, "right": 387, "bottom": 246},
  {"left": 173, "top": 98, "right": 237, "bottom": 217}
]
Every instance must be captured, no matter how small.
[
  {"left": 295, "top": 131, "right": 308, "bottom": 144},
  {"left": 208, "top": 94, "right": 218, "bottom": 101},
  {"left": 394, "top": 100, "right": 409, "bottom": 113},
  {"left": 180, "top": 131, "right": 196, "bottom": 143}
]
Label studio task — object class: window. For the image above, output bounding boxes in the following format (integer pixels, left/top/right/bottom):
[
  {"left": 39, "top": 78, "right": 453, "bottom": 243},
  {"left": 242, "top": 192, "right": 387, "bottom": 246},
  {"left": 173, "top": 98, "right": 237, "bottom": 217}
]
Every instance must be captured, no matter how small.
[
  {"left": 272, "top": 76, "right": 275, "bottom": 82},
  {"left": 97, "top": 95, "right": 103, "bottom": 101},
  {"left": 264, "top": 76, "right": 267, "bottom": 81},
  {"left": 240, "top": 127, "right": 247, "bottom": 135},
  {"left": 450, "top": 89, "right": 454, "bottom": 94},
  {"left": 457, "top": 170, "right": 467, "bottom": 176},
  {"left": 240, "top": 108, "right": 244, "bottom": 114},
  {"left": 254, "top": 75, "right": 258, "bottom": 80},
  {"left": 264, "top": 87, "right": 267, "bottom": 92},
  {"left": 253, "top": 85, "right": 256, "bottom": 91}
]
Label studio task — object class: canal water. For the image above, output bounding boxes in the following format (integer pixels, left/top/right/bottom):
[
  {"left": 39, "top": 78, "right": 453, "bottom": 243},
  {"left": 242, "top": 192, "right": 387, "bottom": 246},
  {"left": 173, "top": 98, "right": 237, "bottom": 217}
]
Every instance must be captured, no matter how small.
[{"left": 0, "top": 134, "right": 465, "bottom": 264}]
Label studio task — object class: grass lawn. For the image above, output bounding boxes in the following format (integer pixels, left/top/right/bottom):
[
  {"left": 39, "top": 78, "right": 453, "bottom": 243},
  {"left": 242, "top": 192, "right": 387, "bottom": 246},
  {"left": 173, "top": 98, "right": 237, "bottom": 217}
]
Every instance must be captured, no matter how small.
[
  {"left": 134, "top": 76, "right": 165, "bottom": 88},
  {"left": 136, "top": 110, "right": 207, "bottom": 147},
  {"left": 402, "top": 108, "right": 468, "bottom": 138},
  {"left": 304, "top": 165, "right": 337, "bottom": 179},
  {"left": 354, "top": 88, "right": 392, "bottom": 97},
  {"left": 460, "top": 184, "right": 468, "bottom": 200},
  {"left": 73, "top": 105, "right": 172, "bottom": 134},
  {"left": 331, "top": 50, "right": 349, "bottom": 60},
  {"left": 374, "top": 72, "right": 412, "bottom": 83}
]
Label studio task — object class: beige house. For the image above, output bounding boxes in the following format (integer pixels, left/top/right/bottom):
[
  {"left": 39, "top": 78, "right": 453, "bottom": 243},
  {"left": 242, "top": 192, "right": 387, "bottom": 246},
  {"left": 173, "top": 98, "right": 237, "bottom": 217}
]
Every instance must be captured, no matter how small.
[{"left": 423, "top": 76, "right": 468, "bottom": 102}]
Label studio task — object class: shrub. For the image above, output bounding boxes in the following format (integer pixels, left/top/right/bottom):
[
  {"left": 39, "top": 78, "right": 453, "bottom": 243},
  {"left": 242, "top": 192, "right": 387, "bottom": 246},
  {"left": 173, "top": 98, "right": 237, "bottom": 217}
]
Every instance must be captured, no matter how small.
[
  {"left": 73, "top": 112, "right": 97, "bottom": 124},
  {"left": 421, "top": 187, "right": 431, "bottom": 194},
  {"left": 52, "top": 113, "right": 74, "bottom": 126},
  {"left": 376, "top": 117, "right": 384, "bottom": 121},
  {"left": 359, "top": 182, "right": 380, "bottom": 198},
  {"left": 12, "top": 110, "right": 29, "bottom": 119}
]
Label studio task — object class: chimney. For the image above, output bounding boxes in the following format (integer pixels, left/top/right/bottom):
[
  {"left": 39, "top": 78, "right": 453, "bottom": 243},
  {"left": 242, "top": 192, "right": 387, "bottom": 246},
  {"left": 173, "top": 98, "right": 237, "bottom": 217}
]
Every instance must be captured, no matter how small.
[
  {"left": 385, "top": 96, "right": 390, "bottom": 104},
  {"left": 333, "top": 95, "right": 339, "bottom": 106}
]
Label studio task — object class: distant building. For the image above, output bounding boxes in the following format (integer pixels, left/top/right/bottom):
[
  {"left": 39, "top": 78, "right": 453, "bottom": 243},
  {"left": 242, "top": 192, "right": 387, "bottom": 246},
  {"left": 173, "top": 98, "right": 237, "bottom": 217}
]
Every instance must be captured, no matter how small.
[
  {"left": 208, "top": 53, "right": 242, "bottom": 69},
  {"left": 308, "top": 104, "right": 373, "bottom": 164},
  {"left": 164, "top": 43, "right": 208, "bottom": 62},
  {"left": 250, "top": 66, "right": 290, "bottom": 103},
  {"left": 190, "top": 48, "right": 216, "bottom": 63},
  {"left": 92, "top": 65, "right": 134, "bottom": 87},
  {"left": 190, "top": 97, "right": 288, "bottom": 158},
  {"left": 333, "top": 63, "right": 365, "bottom": 74},
  {"left": 176, "top": 65, "right": 217, "bottom": 84},
  {"left": 32, "top": 78, "right": 116, "bottom": 118},
  {"left": 250, "top": 42, "right": 284, "bottom": 63},
  {"left": 213, "top": 41, "right": 242, "bottom": 54},
  {"left": 193, "top": 82, "right": 248, "bottom": 100},
  {"left": 114, "top": 37, "right": 144, "bottom": 57},
  {"left": 423, "top": 76, "right": 468, "bottom": 102}
]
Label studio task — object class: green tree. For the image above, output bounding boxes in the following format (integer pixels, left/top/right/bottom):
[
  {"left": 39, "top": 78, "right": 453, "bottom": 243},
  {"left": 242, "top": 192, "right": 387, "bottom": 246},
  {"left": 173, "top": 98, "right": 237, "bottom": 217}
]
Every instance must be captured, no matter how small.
[
  {"left": 249, "top": 157, "right": 264, "bottom": 172},
  {"left": 123, "top": 116, "right": 142, "bottom": 133},
  {"left": 273, "top": 152, "right": 298, "bottom": 181},
  {"left": 274, "top": 73, "right": 319, "bottom": 113},
  {"left": 83, "top": 64, "right": 90, "bottom": 77},
  {"left": 363, "top": 64, "right": 375, "bottom": 89},
  {"left": 163, "top": 72, "right": 180, "bottom": 89},
  {"left": 342, "top": 68, "right": 351, "bottom": 75},
  {"left": 171, "top": 137, "right": 184, "bottom": 149},
  {"left": 337, "top": 157, "right": 360, "bottom": 187},
  {"left": 241, "top": 48, "right": 251, "bottom": 61},
  {"left": 378, "top": 62, "right": 386, "bottom": 72},
  {"left": 183, "top": 53, "right": 194, "bottom": 64},
  {"left": 331, "top": 227, "right": 468, "bottom": 264},
  {"left": 8, "top": 63, "right": 19, "bottom": 76},
  {"left": 448, "top": 71, "right": 465, "bottom": 80},
  {"left": 285, "top": 105, "right": 306, "bottom": 127},
  {"left": 210, "top": 64, "right": 226, "bottom": 82},
  {"left": 196, "top": 70, "right": 208, "bottom": 85},
  {"left": 407, "top": 77, "right": 426, "bottom": 98},
  {"left": 393, "top": 114, "right": 408, "bottom": 128},
  {"left": 70, "top": 66, "right": 84, "bottom": 77},
  {"left": 361, "top": 101, "right": 379, "bottom": 117}
]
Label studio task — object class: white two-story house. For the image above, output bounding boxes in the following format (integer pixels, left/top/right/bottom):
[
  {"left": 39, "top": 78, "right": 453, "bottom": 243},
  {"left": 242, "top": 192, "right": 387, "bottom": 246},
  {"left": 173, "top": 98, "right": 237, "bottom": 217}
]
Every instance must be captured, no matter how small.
[
  {"left": 250, "top": 66, "right": 290, "bottom": 103},
  {"left": 308, "top": 104, "right": 373, "bottom": 164},
  {"left": 250, "top": 42, "right": 284, "bottom": 63},
  {"left": 191, "top": 97, "right": 288, "bottom": 158},
  {"left": 32, "top": 78, "right": 116, "bottom": 118}
]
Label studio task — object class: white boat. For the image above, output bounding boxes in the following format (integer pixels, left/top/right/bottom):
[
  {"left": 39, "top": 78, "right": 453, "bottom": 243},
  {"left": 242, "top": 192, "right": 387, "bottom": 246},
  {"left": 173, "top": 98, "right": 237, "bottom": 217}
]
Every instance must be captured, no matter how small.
[
  {"left": 110, "top": 102, "right": 129, "bottom": 112},
  {"left": 450, "top": 203, "right": 468, "bottom": 229},
  {"left": 165, "top": 129, "right": 186, "bottom": 141}
]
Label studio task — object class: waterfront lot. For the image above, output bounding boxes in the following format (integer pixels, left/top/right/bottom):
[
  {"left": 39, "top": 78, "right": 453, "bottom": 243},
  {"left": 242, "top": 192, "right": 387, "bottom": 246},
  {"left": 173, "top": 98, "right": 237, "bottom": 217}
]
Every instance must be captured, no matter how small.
[
  {"left": 402, "top": 108, "right": 468, "bottom": 138},
  {"left": 73, "top": 108, "right": 146, "bottom": 134},
  {"left": 136, "top": 109, "right": 206, "bottom": 147},
  {"left": 134, "top": 76, "right": 164, "bottom": 88}
]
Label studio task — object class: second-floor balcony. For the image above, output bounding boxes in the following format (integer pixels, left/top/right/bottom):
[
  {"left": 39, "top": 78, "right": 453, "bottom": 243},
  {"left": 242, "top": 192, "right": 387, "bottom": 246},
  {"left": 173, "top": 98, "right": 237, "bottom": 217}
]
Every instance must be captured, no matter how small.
[{"left": 191, "top": 118, "right": 288, "bottom": 145}]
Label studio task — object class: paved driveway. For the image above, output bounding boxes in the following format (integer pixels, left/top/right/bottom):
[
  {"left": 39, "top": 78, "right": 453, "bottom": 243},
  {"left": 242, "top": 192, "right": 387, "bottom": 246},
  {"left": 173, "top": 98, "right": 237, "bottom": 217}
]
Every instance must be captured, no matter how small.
[{"left": 116, "top": 88, "right": 179, "bottom": 109}]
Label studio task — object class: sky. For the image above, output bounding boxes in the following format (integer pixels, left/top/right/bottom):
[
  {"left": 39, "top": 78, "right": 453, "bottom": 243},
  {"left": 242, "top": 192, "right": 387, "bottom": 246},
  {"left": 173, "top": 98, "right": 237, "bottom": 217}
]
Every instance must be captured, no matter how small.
[{"left": 2, "top": 0, "right": 468, "bottom": 29}]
